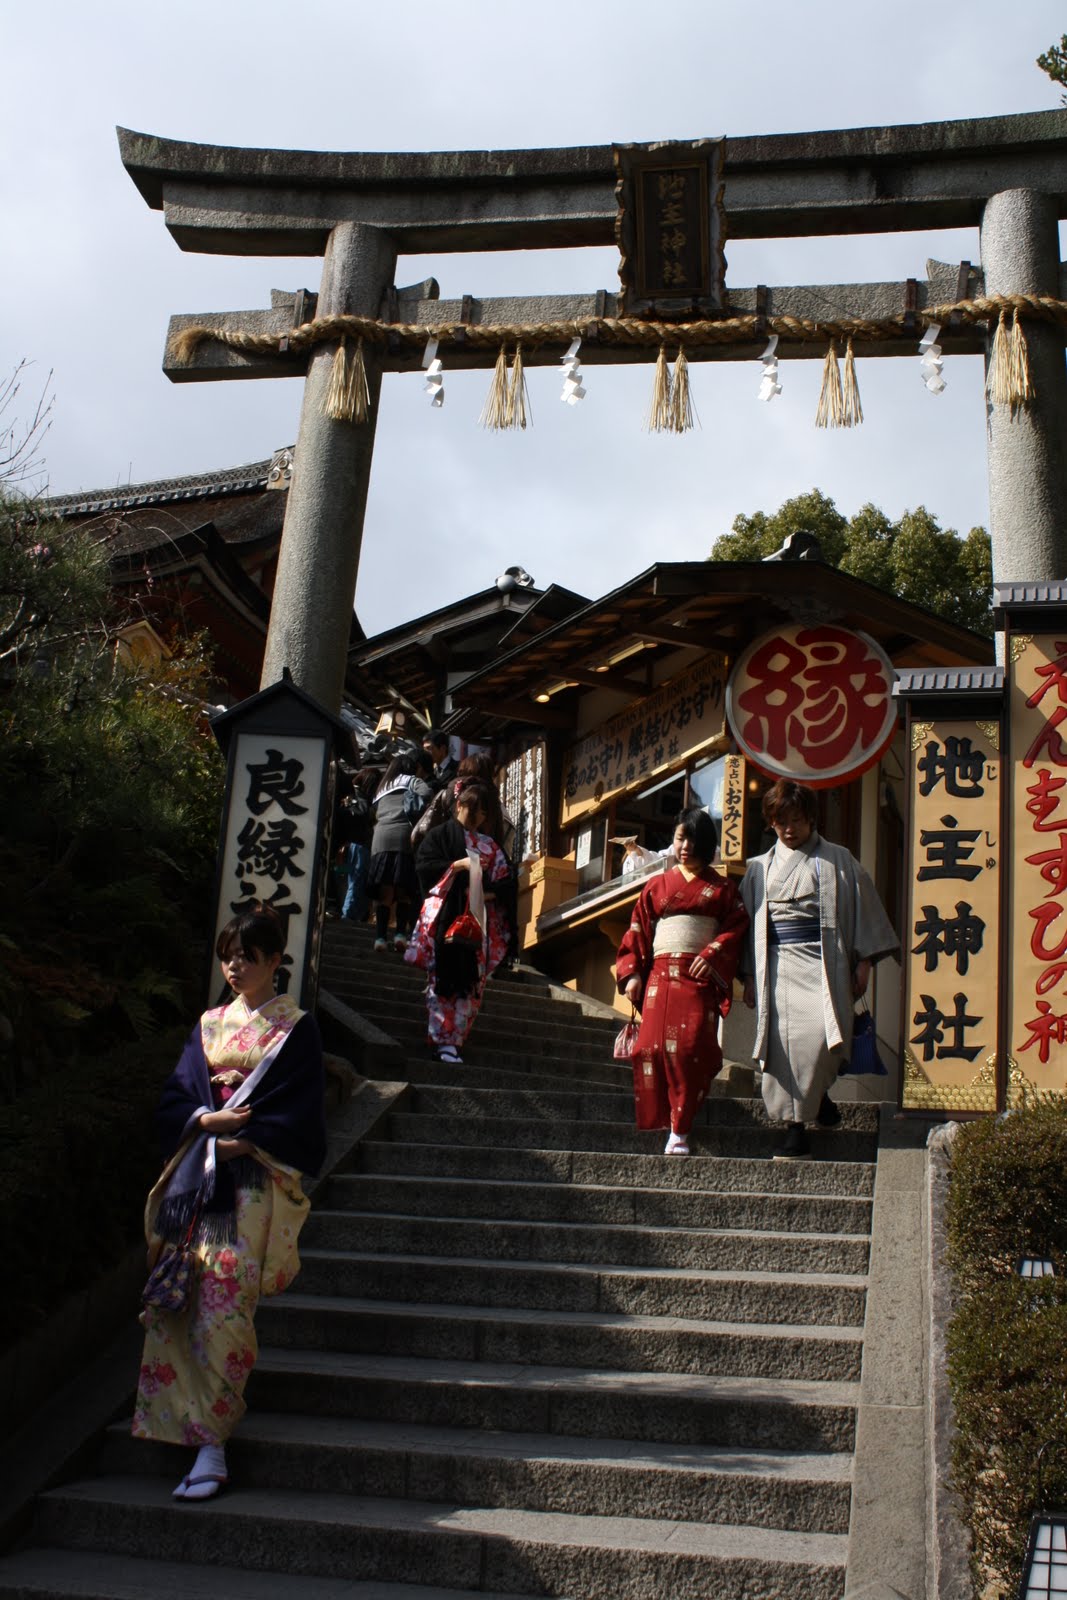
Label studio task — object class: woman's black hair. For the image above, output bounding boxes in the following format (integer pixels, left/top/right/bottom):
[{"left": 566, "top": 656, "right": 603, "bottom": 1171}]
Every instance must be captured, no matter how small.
[
  {"left": 413, "top": 748, "right": 435, "bottom": 783},
  {"left": 455, "top": 781, "right": 491, "bottom": 818},
  {"left": 674, "top": 805, "right": 718, "bottom": 863},
  {"left": 378, "top": 752, "right": 417, "bottom": 792},
  {"left": 216, "top": 904, "right": 286, "bottom": 962}
]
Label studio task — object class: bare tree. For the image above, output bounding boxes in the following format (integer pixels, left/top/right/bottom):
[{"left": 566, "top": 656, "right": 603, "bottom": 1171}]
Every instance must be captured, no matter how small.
[{"left": 0, "top": 361, "right": 54, "bottom": 493}]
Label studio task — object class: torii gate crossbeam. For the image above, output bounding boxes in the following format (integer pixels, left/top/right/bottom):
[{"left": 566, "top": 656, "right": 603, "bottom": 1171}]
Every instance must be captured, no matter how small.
[{"left": 119, "top": 110, "right": 1067, "bottom": 708}]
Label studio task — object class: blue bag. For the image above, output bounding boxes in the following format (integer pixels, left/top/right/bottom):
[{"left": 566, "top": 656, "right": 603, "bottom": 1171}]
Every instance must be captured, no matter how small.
[{"left": 840, "top": 1000, "right": 887, "bottom": 1076}]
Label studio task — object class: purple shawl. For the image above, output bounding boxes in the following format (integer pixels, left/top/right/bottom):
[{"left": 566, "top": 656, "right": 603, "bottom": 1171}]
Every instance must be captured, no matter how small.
[{"left": 154, "top": 1011, "right": 326, "bottom": 1244}]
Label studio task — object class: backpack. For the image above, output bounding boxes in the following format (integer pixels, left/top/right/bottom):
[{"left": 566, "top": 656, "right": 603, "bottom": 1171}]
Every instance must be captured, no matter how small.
[{"left": 402, "top": 782, "right": 428, "bottom": 823}]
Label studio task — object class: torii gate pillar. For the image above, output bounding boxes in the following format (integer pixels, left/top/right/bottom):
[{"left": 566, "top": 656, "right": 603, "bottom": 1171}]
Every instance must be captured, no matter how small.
[
  {"left": 261, "top": 222, "right": 397, "bottom": 707},
  {"left": 981, "top": 189, "right": 1067, "bottom": 588}
]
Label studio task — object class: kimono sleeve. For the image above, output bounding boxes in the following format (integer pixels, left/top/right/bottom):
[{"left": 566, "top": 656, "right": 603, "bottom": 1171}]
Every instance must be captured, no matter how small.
[
  {"left": 851, "top": 859, "right": 900, "bottom": 965},
  {"left": 615, "top": 880, "right": 659, "bottom": 993},
  {"left": 701, "top": 877, "right": 750, "bottom": 992}
]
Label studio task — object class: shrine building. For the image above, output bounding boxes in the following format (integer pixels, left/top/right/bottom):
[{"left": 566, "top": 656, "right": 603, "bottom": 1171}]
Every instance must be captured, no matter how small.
[{"left": 426, "top": 547, "right": 993, "bottom": 1107}]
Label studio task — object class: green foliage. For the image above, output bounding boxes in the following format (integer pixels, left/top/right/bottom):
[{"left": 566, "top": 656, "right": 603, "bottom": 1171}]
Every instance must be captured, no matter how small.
[
  {"left": 0, "top": 1027, "right": 184, "bottom": 1349},
  {"left": 1038, "top": 34, "right": 1067, "bottom": 102},
  {"left": 709, "top": 489, "right": 993, "bottom": 637},
  {"left": 0, "top": 493, "right": 225, "bottom": 1096},
  {"left": 945, "top": 1101, "right": 1067, "bottom": 1592}
]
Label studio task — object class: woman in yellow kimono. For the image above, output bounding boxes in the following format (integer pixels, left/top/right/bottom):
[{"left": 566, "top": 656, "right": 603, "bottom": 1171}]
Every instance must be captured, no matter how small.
[{"left": 132, "top": 905, "right": 325, "bottom": 1501}]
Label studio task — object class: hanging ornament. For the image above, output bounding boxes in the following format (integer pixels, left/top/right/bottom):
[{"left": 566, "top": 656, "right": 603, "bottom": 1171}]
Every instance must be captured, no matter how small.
[
  {"left": 986, "top": 310, "right": 1015, "bottom": 408},
  {"left": 505, "top": 343, "right": 531, "bottom": 429},
  {"left": 1008, "top": 308, "right": 1034, "bottom": 407},
  {"left": 840, "top": 338, "right": 863, "bottom": 427},
  {"left": 321, "top": 336, "right": 370, "bottom": 423},
  {"left": 814, "top": 341, "right": 845, "bottom": 428},
  {"left": 670, "top": 348, "right": 697, "bottom": 432},
  {"left": 559, "top": 338, "right": 586, "bottom": 405},
  {"left": 918, "top": 325, "right": 946, "bottom": 395},
  {"left": 422, "top": 337, "right": 444, "bottom": 408},
  {"left": 757, "top": 334, "right": 781, "bottom": 401},
  {"left": 480, "top": 345, "right": 510, "bottom": 430},
  {"left": 645, "top": 345, "right": 674, "bottom": 432}
]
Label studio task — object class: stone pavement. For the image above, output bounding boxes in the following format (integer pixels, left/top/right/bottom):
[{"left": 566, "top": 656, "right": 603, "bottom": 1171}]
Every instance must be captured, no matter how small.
[{"left": 0, "top": 921, "right": 884, "bottom": 1599}]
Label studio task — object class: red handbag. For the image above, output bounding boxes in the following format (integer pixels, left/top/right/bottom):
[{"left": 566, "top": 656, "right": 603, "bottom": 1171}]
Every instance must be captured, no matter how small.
[
  {"left": 444, "top": 900, "right": 483, "bottom": 946},
  {"left": 613, "top": 1006, "right": 640, "bottom": 1060}
]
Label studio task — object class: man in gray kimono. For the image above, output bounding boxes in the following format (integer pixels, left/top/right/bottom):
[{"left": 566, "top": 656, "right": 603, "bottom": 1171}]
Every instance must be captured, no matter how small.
[{"left": 741, "top": 780, "right": 898, "bottom": 1158}]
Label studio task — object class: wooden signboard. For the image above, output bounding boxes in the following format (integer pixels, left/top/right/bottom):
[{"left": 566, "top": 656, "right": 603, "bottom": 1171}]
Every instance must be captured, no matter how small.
[
  {"left": 613, "top": 139, "right": 726, "bottom": 318},
  {"left": 901, "top": 717, "right": 1002, "bottom": 1112},
  {"left": 1005, "top": 633, "right": 1067, "bottom": 1101},
  {"left": 560, "top": 654, "right": 727, "bottom": 828},
  {"left": 720, "top": 754, "right": 747, "bottom": 862},
  {"left": 500, "top": 742, "right": 547, "bottom": 863}
]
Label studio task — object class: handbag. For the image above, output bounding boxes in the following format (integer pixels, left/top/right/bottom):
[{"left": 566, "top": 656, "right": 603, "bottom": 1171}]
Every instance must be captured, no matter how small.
[
  {"left": 840, "top": 997, "right": 888, "bottom": 1076},
  {"left": 142, "top": 1204, "right": 200, "bottom": 1313},
  {"left": 444, "top": 899, "right": 484, "bottom": 946},
  {"left": 613, "top": 1005, "right": 640, "bottom": 1061}
]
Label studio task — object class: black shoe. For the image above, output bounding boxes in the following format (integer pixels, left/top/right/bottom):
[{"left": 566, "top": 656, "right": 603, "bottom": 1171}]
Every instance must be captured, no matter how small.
[
  {"left": 776, "top": 1122, "right": 810, "bottom": 1159},
  {"left": 816, "top": 1092, "right": 842, "bottom": 1128}
]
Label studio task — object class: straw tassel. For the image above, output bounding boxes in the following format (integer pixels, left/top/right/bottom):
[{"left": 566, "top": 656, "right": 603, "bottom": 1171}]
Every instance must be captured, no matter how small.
[
  {"left": 321, "top": 337, "right": 369, "bottom": 423},
  {"left": 840, "top": 338, "right": 863, "bottom": 428},
  {"left": 480, "top": 345, "right": 511, "bottom": 430},
  {"left": 645, "top": 345, "right": 673, "bottom": 432},
  {"left": 505, "top": 343, "right": 531, "bottom": 430},
  {"left": 986, "top": 311, "right": 1013, "bottom": 408},
  {"left": 670, "top": 348, "right": 697, "bottom": 432},
  {"left": 815, "top": 341, "right": 845, "bottom": 429},
  {"left": 1008, "top": 309, "right": 1034, "bottom": 407}
]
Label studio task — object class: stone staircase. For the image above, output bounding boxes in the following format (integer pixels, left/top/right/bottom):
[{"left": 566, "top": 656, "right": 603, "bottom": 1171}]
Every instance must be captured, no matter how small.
[{"left": 0, "top": 920, "right": 878, "bottom": 1600}]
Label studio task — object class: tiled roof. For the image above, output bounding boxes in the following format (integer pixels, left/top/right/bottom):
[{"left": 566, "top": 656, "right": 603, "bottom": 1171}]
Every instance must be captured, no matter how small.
[
  {"left": 41, "top": 458, "right": 275, "bottom": 517},
  {"left": 893, "top": 666, "right": 1004, "bottom": 695}
]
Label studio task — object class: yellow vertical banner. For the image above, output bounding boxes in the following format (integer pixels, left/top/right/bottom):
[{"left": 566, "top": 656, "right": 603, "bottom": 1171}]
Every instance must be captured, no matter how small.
[
  {"left": 720, "top": 754, "right": 746, "bottom": 862},
  {"left": 902, "top": 718, "right": 1001, "bottom": 1112},
  {"left": 1006, "top": 633, "right": 1067, "bottom": 1101}
]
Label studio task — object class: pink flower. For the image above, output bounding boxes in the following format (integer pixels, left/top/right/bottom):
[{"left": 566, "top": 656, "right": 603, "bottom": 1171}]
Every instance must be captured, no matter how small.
[
  {"left": 198, "top": 1271, "right": 241, "bottom": 1315},
  {"left": 215, "top": 1249, "right": 238, "bottom": 1277},
  {"left": 211, "top": 1398, "right": 231, "bottom": 1417},
  {"left": 152, "top": 1361, "right": 177, "bottom": 1387},
  {"left": 181, "top": 1421, "right": 215, "bottom": 1447}
]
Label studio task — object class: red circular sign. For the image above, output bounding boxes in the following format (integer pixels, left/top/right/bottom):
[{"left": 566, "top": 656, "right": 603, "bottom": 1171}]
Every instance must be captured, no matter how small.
[{"left": 726, "top": 623, "right": 896, "bottom": 788}]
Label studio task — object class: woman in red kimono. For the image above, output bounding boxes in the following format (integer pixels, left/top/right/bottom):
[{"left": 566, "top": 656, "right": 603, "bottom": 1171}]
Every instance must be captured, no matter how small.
[{"left": 616, "top": 808, "right": 749, "bottom": 1155}]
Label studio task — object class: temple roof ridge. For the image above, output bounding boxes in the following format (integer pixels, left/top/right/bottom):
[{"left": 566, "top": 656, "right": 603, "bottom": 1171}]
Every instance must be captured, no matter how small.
[{"left": 41, "top": 453, "right": 287, "bottom": 516}]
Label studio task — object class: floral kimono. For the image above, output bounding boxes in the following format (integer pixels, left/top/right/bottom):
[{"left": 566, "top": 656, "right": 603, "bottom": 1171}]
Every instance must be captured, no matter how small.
[
  {"left": 407, "top": 820, "right": 512, "bottom": 1050},
  {"left": 616, "top": 866, "right": 749, "bottom": 1135},
  {"left": 132, "top": 993, "right": 325, "bottom": 1448}
]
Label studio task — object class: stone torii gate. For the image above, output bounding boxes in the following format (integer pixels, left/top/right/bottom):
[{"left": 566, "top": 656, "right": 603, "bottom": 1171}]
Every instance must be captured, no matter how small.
[{"left": 119, "top": 111, "right": 1067, "bottom": 710}]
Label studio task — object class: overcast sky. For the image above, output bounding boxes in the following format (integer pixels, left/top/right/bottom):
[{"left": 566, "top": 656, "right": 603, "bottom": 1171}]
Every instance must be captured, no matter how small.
[{"left": 3, "top": 1, "right": 1065, "bottom": 633}]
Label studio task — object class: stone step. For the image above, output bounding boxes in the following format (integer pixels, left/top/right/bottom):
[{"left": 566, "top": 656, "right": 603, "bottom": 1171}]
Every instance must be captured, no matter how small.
[
  {"left": 406, "top": 1084, "right": 878, "bottom": 1131},
  {"left": 391, "top": 1057, "right": 626, "bottom": 1094},
  {"left": 0, "top": 1548, "right": 530, "bottom": 1600},
  {"left": 302, "top": 1208, "right": 869, "bottom": 1275},
  {"left": 295, "top": 1249, "right": 868, "bottom": 1327},
  {"left": 34, "top": 1476, "right": 848, "bottom": 1599},
  {"left": 246, "top": 1349, "right": 860, "bottom": 1453},
  {"left": 100, "top": 1412, "right": 853, "bottom": 1532},
  {"left": 387, "top": 1111, "right": 877, "bottom": 1163},
  {"left": 255, "top": 1293, "right": 864, "bottom": 1381},
  {"left": 322, "top": 955, "right": 613, "bottom": 1019},
  {"left": 335, "top": 991, "right": 620, "bottom": 1046},
  {"left": 357, "top": 1139, "right": 876, "bottom": 1198},
  {"left": 324, "top": 1172, "right": 873, "bottom": 1236}
]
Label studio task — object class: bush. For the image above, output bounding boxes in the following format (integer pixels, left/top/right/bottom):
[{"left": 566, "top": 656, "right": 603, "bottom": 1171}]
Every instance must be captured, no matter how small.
[
  {"left": 0, "top": 1025, "right": 186, "bottom": 1350},
  {"left": 946, "top": 1101, "right": 1067, "bottom": 1592},
  {"left": 0, "top": 496, "right": 224, "bottom": 1094}
]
